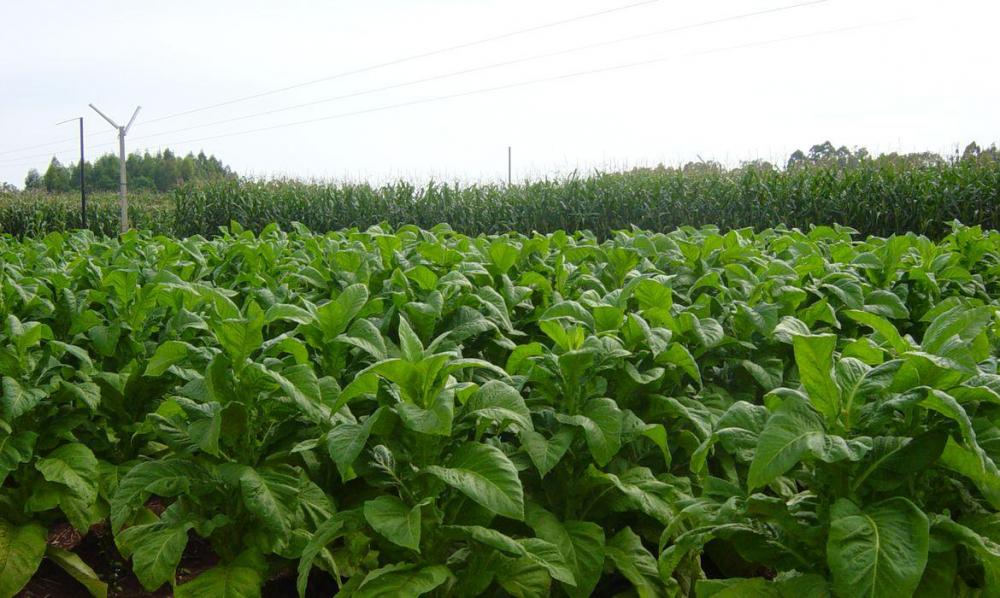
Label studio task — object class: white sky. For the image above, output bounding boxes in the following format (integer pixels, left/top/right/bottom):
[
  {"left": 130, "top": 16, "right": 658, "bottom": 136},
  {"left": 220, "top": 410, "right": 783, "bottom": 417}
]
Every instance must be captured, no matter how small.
[{"left": 0, "top": 0, "right": 997, "bottom": 187}]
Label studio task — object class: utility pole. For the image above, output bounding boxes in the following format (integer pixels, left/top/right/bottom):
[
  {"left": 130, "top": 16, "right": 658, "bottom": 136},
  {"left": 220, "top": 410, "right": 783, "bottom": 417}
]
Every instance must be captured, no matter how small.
[
  {"left": 507, "top": 146, "right": 512, "bottom": 186},
  {"left": 89, "top": 103, "right": 141, "bottom": 233},
  {"left": 56, "top": 117, "right": 87, "bottom": 228}
]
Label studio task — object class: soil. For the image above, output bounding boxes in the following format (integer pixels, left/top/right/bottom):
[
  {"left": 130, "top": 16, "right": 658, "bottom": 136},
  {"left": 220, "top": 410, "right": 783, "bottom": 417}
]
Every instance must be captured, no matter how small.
[{"left": 17, "top": 509, "right": 341, "bottom": 597}]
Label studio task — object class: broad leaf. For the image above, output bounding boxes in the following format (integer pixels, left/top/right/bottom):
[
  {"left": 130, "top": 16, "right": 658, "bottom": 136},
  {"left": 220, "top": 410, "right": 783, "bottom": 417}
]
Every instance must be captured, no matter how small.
[
  {"left": 175, "top": 550, "right": 266, "bottom": 598},
  {"left": 464, "top": 380, "right": 533, "bottom": 432},
  {"left": 521, "top": 428, "right": 573, "bottom": 478},
  {"left": 748, "top": 393, "right": 869, "bottom": 490},
  {"left": 35, "top": 443, "right": 98, "bottom": 503},
  {"left": 792, "top": 333, "right": 841, "bottom": 422},
  {"left": 826, "top": 497, "right": 929, "bottom": 598},
  {"left": 0, "top": 521, "right": 46, "bottom": 598},
  {"left": 364, "top": 495, "right": 422, "bottom": 552},
  {"left": 556, "top": 398, "right": 623, "bottom": 466},
  {"left": 46, "top": 545, "right": 108, "bottom": 598},
  {"left": 425, "top": 442, "right": 524, "bottom": 520},
  {"left": 354, "top": 563, "right": 450, "bottom": 598}
]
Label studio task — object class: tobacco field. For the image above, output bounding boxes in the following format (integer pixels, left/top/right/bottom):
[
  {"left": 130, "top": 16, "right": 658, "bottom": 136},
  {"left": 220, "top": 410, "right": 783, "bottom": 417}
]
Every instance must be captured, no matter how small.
[{"left": 2, "top": 221, "right": 1000, "bottom": 597}]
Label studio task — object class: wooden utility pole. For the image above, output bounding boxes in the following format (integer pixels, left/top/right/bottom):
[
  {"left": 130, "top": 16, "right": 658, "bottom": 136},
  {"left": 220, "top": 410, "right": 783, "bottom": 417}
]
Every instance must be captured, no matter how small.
[{"left": 89, "top": 104, "right": 141, "bottom": 233}]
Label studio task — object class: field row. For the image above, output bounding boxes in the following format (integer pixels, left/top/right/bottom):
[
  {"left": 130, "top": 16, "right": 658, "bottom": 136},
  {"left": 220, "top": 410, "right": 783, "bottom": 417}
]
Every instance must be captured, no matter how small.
[
  {"left": 1, "top": 223, "right": 999, "bottom": 596},
  {"left": 3, "top": 154, "right": 1000, "bottom": 238}
]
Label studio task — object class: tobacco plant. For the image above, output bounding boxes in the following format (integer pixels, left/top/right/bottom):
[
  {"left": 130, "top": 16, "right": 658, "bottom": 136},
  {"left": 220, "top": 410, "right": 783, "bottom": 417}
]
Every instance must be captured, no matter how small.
[{"left": 1, "top": 222, "right": 999, "bottom": 596}]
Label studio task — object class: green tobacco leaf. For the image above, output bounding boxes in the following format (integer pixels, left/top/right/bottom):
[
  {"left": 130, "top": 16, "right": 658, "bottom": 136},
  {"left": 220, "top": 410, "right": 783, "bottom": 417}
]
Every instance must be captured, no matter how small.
[
  {"left": 922, "top": 305, "right": 993, "bottom": 355},
  {"left": 397, "top": 316, "right": 424, "bottom": 361},
  {"left": 521, "top": 428, "right": 573, "bottom": 478},
  {"left": 711, "top": 401, "right": 769, "bottom": 464},
  {"left": 396, "top": 388, "right": 455, "bottom": 436},
  {"left": 35, "top": 443, "right": 98, "bottom": 503},
  {"left": 657, "top": 343, "right": 701, "bottom": 386},
  {"left": 520, "top": 538, "right": 577, "bottom": 587},
  {"left": 0, "top": 430, "right": 36, "bottom": 486},
  {"left": 844, "top": 310, "right": 911, "bottom": 355},
  {"left": 296, "top": 517, "right": 345, "bottom": 598},
  {"left": 525, "top": 503, "right": 604, "bottom": 597},
  {"left": 336, "top": 318, "right": 387, "bottom": 360},
  {"left": 748, "top": 394, "right": 823, "bottom": 490},
  {"left": 111, "top": 460, "right": 199, "bottom": 531},
  {"left": 1, "top": 377, "right": 44, "bottom": 420},
  {"left": 364, "top": 495, "right": 421, "bottom": 552},
  {"left": 590, "top": 467, "right": 675, "bottom": 524},
  {"left": 213, "top": 302, "right": 264, "bottom": 364},
  {"left": 497, "top": 556, "right": 551, "bottom": 598},
  {"left": 238, "top": 466, "right": 299, "bottom": 542},
  {"left": 913, "top": 549, "right": 957, "bottom": 597},
  {"left": 920, "top": 389, "right": 983, "bottom": 455},
  {"left": 60, "top": 380, "right": 101, "bottom": 412},
  {"left": 748, "top": 393, "right": 869, "bottom": 490},
  {"left": 464, "top": 380, "right": 533, "bottom": 432},
  {"left": 266, "top": 364, "right": 326, "bottom": 423},
  {"left": 556, "top": 398, "right": 623, "bottom": 466},
  {"left": 443, "top": 525, "right": 575, "bottom": 587},
  {"left": 145, "top": 340, "right": 194, "bottom": 376},
  {"left": 315, "top": 283, "right": 369, "bottom": 339},
  {"left": 932, "top": 517, "right": 1000, "bottom": 591},
  {"left": 327, "top": 407, "right": 384, "bottom": 481},
  {"left": 0, "top": 521, "right": 46, "bottom": 598},
  {"left": 489, "top": 239, "right": 520, "bottom": 274},
  {"left": 46, "top": 545, "right": 108, "bottom": 598},
  {"left": 354, "top": 563, "right": 450, "bottom": 598},
  {"left": 405, "top": 264, "right": 439, "bottom": 290},
  {"left": 695, "top": 573, "right": 829, "bottom": 597},
  {"left": 425, "top": 442, "right": 524, "bottom": 520},
  {"left": 118, "top": 523, "right": 189, "bottom": 591},
  {"left": 738, "top": 358, "right": 784, "bottom": 392},
  {"left": 851, "top": 432, "right": 947, "bottom": 492},
  {"left": 792, "top": 333, "right": 841, "bottom": 422},
  {"left": 605, "top": 527, "right": 665, "bottom": 598},
  {"left": 264, "top": 303, "right": 313, "bottom": 325},
  {"left": 864, "top": 289, "right": 909, "bottom": 319},
  {"left": 175, "top": 550, "right": 266, "bottom": 598},
  {"left": 658, "top": 523, "right": 758, "bottom": 582},
  {"left": 826, "top": 497, "right": 929, "bottom": 598},
  {"left": 940, "top": 437, "right": 1000, "bottom": 509}
]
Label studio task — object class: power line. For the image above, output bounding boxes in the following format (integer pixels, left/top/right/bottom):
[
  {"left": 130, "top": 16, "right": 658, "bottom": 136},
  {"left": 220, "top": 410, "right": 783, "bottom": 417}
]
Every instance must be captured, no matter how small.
[
  {"left": 1, "top": 19, "right": 900, "bottom": 168},
  {"left": 0, "top": 0, "right": 656, "bottom": 160},
  {"left": 125, "top": 20, "right": 904, "bottom": 154},
  {"left": 0, "top": 129, "right": 114, "bottom": 158},
  {"left": 0, "top": 153, "right": 77, "bottom": 168},
  {"left": 0, "top": 150, "right": 70, "bottom": 165},
  {"left": 137, "top": 0, "right": 661, "bottom": 126},
  {"left": 2, "top": 0, "right": 823, "bottom": 163},
  {"left": 118, "top": 0, "right": 827, "bottom": 146}
]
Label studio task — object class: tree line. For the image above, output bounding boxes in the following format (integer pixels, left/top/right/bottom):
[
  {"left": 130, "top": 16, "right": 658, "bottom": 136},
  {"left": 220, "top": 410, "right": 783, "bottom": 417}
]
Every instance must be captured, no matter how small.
[
  {"left": 641, "top": 141, "right": 999, "bottom": 175},
  {"left": 23, "top": 149, "right": 233, "bottom": 193},
  {"left": 15, "top": 141, "right": 998, "bottom": 195}
]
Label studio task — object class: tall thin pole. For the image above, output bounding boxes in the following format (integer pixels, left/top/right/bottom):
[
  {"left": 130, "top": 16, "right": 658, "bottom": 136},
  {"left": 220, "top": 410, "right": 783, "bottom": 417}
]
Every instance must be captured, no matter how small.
[
  {"left": 508, "top": 146, "right": 512, "bottom": 186},
  {"left": 89, "top": 103, "right": 141, "bottom": 234},
  {"left": 79, "top": 118, "right": 86, "bottom": 228},
  {"left": 56, "top": 116, "right": 87, "bottom": 228},
  {"left": 117, "top": 131, "right": 127, "bottom": 231}
]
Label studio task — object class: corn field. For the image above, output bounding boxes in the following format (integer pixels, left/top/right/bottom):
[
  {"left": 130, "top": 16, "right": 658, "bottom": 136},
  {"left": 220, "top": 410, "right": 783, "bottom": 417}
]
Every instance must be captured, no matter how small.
[{"left": 2, "top": 157, "right": 999, "bottom": 239}]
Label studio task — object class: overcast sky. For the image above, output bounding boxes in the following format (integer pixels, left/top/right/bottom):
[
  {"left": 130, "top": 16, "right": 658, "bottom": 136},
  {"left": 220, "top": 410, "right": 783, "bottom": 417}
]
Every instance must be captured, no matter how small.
[{"left": 1, "top": 0, "right": 997, "bottom": 187}]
